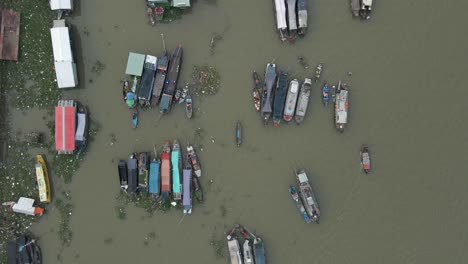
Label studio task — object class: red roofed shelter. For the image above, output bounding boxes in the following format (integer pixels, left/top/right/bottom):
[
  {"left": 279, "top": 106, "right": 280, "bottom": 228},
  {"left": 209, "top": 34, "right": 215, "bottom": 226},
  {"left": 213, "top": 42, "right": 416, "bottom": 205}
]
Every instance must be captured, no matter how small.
[{"left": 55, "top": 100, "right": 76, "bottom": 154}]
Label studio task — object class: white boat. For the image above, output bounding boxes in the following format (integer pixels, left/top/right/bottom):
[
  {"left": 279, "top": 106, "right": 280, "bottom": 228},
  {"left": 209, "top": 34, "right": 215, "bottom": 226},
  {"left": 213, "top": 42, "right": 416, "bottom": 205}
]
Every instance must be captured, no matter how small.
[
  {"left": 294, "top": 78, "right": 312, "bottom": 124},
  {"left": 228, "top": 238, "right": 243, "bottom": 264},
  {"left": 243, "top": 240, "right": 254, "bottom": 264},
  {"left": 283, "top": 79, "right": 300, "bottom": 122},
  {"left": 274, "top": 0, "right": 288, "bottom": 42},
  {"left": 335, "top": 81, "right": 349, "bottom": 132}
]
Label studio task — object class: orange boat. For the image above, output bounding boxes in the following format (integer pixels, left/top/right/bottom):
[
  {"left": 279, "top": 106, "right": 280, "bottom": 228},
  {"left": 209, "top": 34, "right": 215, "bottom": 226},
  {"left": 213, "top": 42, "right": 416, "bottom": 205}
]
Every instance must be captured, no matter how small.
[{"left": 0, "top": 10, "right": 20, "bottom": 61}]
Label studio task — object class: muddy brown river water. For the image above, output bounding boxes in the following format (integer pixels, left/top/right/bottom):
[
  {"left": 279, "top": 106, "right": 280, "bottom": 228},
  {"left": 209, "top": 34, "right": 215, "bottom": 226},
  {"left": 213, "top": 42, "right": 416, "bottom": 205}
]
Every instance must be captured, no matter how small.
[{"left": 15, "top": 0, "right": 468, "bottom": 263}]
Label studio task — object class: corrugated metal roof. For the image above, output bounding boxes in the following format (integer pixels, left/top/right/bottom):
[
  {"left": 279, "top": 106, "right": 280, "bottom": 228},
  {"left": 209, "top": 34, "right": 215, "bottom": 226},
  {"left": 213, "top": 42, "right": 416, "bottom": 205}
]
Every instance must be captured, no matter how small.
[
  {"left": 54, "top": 61, "right": 78, "bottom": 88},
  {"left": 50, "top": 0, "right": 73, "bottom": 10},
  {"left": 125, "top": 52, "right": 145, "bottom": 76},
  {"left": 55, "top": 103, "right": 76, "bottom": 152},
  {"left": 50, "top": 23, "right": 72, "bottom": 62},
  {"left": 172, "top": 0, "right": 191, "bottom": 7}
]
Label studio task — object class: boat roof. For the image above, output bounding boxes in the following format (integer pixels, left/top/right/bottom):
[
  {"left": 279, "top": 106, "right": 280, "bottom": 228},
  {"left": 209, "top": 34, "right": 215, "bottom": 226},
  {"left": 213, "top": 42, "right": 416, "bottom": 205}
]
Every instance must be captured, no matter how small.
[
  {"left": 274, "top": 0, "right": 287, "bottom": 29},
  {"left": 297, "top": 171, "right": 309, "bottom": 183},
  {"left": 50, "top": 0, "right": 73, "bottom": 10},
  {"left": 290, "top": 80, "right": 299, "bottom": 93},
  {"left": 362, "top": 0, "right": 373, "bottom": 6},
  {"left": 50, "top": 22, "right": 73, "bottom": 62},
  {"left": 336, "top": 90, "right": 348, "bottom": 123},
  {"left": 171, "top": 151, "right": 181, "bottom": 193},
  {"left": 149, "top": 162, "right": 160, "bottom": 194},
  {"left": 0, "top": 10, "right": 21, "bottom": 61},
  {"left": 287, "top": 0, "right": 298, "bottom": 30},
  {"left": 55, "top": 100, "right": 75, "bottom": 153},
  {"left": 172, "top": 0, "right": 191, "bottom": 7},
  {"left": 182, "top": 169, "right": 191, "bottom": 205},
  {"left": 54, "top": 61, "right": 78, "bottom": 88},
  {"left": 145, "top": 55, "right": 157, "bottom": 66},
  {"left": 125, "top": 52, "right": 145, "bottom": 76},
  {"left": 12, "top": 197, "right": 35, "bottom": 216},
  {"left": 75, "top": 112, "right": 86, "bottom": 142}
]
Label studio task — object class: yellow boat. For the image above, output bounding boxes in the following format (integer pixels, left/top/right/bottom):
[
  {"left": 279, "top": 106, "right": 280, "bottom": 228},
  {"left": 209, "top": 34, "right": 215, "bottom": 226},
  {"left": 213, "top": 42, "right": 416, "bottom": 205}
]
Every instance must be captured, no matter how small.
[{"left": 35, "top": 155, "right": 51, "bottom": 203}]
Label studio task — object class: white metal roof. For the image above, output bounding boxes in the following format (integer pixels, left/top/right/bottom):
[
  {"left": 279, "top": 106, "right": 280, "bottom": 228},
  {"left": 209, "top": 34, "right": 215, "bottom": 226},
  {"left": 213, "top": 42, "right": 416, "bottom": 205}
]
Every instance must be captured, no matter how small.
[
  {"left": 75, "top": 112, "right": 86, "bottom": 141},
  {"left": 298, "top": 171, "right": 309, "bottom": 183},
  {"left": 55, "top": 61, "right": 78, "bottom": 88},
  {"left": 172, "top": 0, "right": 190, "bottom": 7},
  {"left": 290, "top": 80, "right": 299, "bottom": 93},
  {"left": 274, "top": 0, "right": 287, "bottom": 29},
  {"left": 12, "top": 197, "right": 36, "bottom": 216},
  {"left": 50, "top": 25, "right": 73, "bottom": 62},
  {"left": 50, "top": 0, "right": 73, "bottom": 10},
  {"left": 145, "top": 55, "right": 157, "bottom": 65}
]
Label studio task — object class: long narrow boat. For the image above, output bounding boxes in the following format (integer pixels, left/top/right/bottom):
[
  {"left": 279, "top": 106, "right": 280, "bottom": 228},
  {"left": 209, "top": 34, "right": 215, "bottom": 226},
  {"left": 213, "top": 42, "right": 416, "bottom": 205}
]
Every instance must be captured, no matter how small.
[
  {"left": 149, "top": 158, "right": 160, "bottom": 196},
  {"left": 283, "top": 79, "right": 300, "bottom": 122},
  {"left": 272, "top": 71, "right": 288, "bottom": 127},
  {"left": 160, "top": 45, "right": 183, "bottom": 114},
  {"left": 151, "top": 51, "right": 169, "bottom": 106},
  {"left": 127, "top": 156, "right": 138, "bottom": 194},
  {"left": 178, "top": 84, "right": 189, "bottom": 104},
  {"left": 118, "top": 160, "right": 128, "bottom": 190},
  {"left": 172, "top": 140, "right": 182, "bottom": 200},
  {"left": 360, "top": 144, "right": 371, "bottom": 174},
  {"left": 296, "top": 170, "right": 320, "bottom": 223},
  {"left": 227, "top": 238, "right": 243, "bottom": 264},
  {"left": 137, "top": 55, "right": 157, "bottom": 106},
  {"left": 138, "top": 152, "right": 148, "bottom": 189},
  {"left": 322, "top": 82, "right": 330, "bottom": 107},
  {"left": 160, "top": 141, "right": 171, "bottom": 199},
  {"left": 192, "top": 171, "right": 203, "bottom": 202},
  {"left": 350, "top": 0, "right": 360, "bottom": 17},
  {"left": 253, "top": 237, "right": 266, "bottom": 264},
  {"left": 286, "top": 0, "right": 298, "bottom": 42},
  {"left": 288, "top": 186, "right": 311, "bottom": 224},
  {"left": 273, "top": 0, "right": 288, "bottom": 42},
  {"left": 243, "top": 240, "right": 254, "bottom": 264},
  {"left": 314, "top": 63, "right": 323, "bottom": 82},
  {"left": 294, "top": 78, "right": 312, "bottom": 124},
  {"left": 252, "top": 71, "right": 262, "bottom": 111},
  {"left": 35, "top": 155, "right": 51, "bottom": 203},
  {"left": 187, "top": 144, "right": 202, "bottom": 177},
  {"left": 297, "top": 0, "right": 308, "bottom": 37},
  {"left": 261, "top": 63, "right": 277, "bottom": 123},
  {"left": 335, "top": 81, "right": 349, "bottom": 132},
  {"left": 236, "top": 121, "right": 242, "bottom": 147},
  {"left": 182, "top": 156, "right": 192, "bottom": 214},
  {"left": 185, "top": 94, "right": 193, "bottom": 119}
]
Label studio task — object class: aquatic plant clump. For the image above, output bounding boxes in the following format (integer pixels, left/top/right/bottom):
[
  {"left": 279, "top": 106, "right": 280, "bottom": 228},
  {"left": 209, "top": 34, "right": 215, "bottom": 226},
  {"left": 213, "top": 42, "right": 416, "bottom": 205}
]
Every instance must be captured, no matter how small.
[
  {"left": 55, "top": 197, "right": 73, "bottom": 246},
  {"left": 192, "top": 65, "right": 221, "bottom": 96}
]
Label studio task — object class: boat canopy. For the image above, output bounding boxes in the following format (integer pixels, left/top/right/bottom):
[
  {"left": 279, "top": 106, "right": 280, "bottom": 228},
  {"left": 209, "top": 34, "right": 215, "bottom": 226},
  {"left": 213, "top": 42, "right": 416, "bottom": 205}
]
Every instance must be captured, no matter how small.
[
  {"left": 55, "top": 100, "right": 76, "bottom": 154},
  {"left": 149, "top": 161, "right": 160, "bottom": 194},
  {"left": 51, "top": 20, "right": 78, "bottom": 88},
  {"left": 172, "top": 0, "right": 191, "bottom": 8},
  {"left": 274, "top": 0, "right": 287, "bottom": 30},
  {"left": 75, "top": 112, "right": 86, "bottom": 142},
  {"left": 50, "top": 0, "right": 73, "bottom": 10},
  {"left": 137, "top": 55, "right": 157, "bottom": 100},
  {"left": 171, "top": 150, "right": 181, "bottom": 194},
  {"left": 362, "top": 0, "right": 373, "bottom": 7},
  {"left": 290, "top": 80, "right": 299, "bottom": 93},
  {"left": 161, "top": 153, "right": 170, "bottom": 192},
  {"left": 336, "top": 90, "right": 348, "bottom": 124},
  {"left": 127, "top": 159, "right": 138, "bottom": 194},
  {"left": 182, "top": 169, "right": 191, "bottom": 207},
  {"left": 287, "top": 0, "right": 298, "bottom": 30},
  {"left": 297, "top": 0, "right": 308, "bottom": 29},
  {"left": 125, "top": 52, "right": 145, "bottom": 76},
  {"left": 11, "top": 197, "right": 37, "bottom": 216},
  {"left": 297, "top": 171, "right": 309, "bottom": 183}
]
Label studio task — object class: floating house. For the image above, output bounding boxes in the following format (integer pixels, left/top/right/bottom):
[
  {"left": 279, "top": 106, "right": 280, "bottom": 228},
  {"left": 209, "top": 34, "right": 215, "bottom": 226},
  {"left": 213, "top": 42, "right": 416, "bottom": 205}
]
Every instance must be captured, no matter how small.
[
  {"left": 125, "top": 52, "right": 145, "bottom": 77},
  {"left": 55, "top": 100, "right": 87, "bottom": 154},
  {"left": 50, "top": 0, "right": 74, "bottom": 12},
  {"left": 0, "top": 10, "right": 20, "bottom": 61},
  {"left": 50, "top": 19, "right": 78, "bottom": 88}
]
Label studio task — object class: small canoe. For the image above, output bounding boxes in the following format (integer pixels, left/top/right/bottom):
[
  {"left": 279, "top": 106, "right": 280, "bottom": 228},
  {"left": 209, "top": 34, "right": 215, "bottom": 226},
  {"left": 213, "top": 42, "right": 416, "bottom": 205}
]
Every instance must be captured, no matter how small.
[
  {"left": 335, "top": 81, "right": 349, "bottom": 132},
  {"left": 147, "top": 8, "right": 155, "bottom": 26},
  {"left": 322, "top": 83, "right": 330, "bottom": 107},
  {"left": 185, "top": 94, "right": 193, "bottom": 119},
  {"left": 131, "top": 109, "right": 138, "bottom": 128},
  {"left": 314, "top": 63, "right": 323, "bottom": 82},
  {"left": 35, "top": 155, "right": 51, "bottom": 203},
  {"left": 236, "top": 121, "right": 242, "bottom": 147},
  {"left": 289, "top": 185, "right": 311, "bottom": 224},
  {"left": 360, "top": 144, "right": 371, "bottom": 174},
  {"left": 118, "top": 160, "right": 128, "bottom": 190},
  {"left": 178, "top": 84, "right": 189, "bottom": 104},
  {"left": 331, "top": 84, "right": 336, "bottom": 103},
  {"left": 243, "top": 240, "right": 254, "bottom": 264},
  {"left": 191, "top": 172, "right": 203, "bottom": 202},
  {"left": 187, "top": 144, "right": 202, "bottom": 177}
]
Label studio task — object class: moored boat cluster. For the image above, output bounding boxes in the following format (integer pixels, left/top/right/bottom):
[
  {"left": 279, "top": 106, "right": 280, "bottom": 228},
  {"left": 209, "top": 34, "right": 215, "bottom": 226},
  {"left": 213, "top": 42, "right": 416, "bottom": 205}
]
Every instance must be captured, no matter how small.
[
  {"left": 226, "top": 224, "right": 266, "bottom": 264},
  {"left": 117, "top": 140, "right": 203, "bottom": 214}
]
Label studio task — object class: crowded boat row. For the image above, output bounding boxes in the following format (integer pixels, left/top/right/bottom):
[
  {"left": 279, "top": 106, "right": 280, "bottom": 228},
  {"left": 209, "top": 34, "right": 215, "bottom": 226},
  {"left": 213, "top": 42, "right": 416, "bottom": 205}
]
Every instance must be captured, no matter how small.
[
  {"left": 226, "top": 224, "right": 266, "bottom": 264},
  {"left": 117, "top": 140, "right": 203, "bottom": 214},
  {"left": 253, "top": 63, "right": 349, "bottom": 131}
]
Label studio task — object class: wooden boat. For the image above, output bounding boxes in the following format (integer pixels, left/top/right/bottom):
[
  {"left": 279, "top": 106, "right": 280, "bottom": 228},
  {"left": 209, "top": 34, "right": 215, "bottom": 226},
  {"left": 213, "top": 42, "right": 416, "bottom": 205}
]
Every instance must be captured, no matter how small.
[
  {"left": 283, "top": 79, "right": 300, "bottom": 122},
  {"left": 0, "top": 10, "right": 20, "bottom": 61},
  {"left": 138, "top": 152, "right": 148, "bottom": 189},
  {"left": 322, "top": 82, "right": 330, "bottom": 107},
  {"left": 118, "top": 160, "right": 128, "bottom": 190},
  {"left": 127, "top": 156, "right": 138, "bottom": 194},
  {"left": 296, "top": 170, "right": 320, "bottom": 223},
  {"left": 314, "top": 63, "right": 323, "bottom": 82},
  {"left": 272, "top": 70, "right": 288, "bottom": 127},
  {"left": 171, "top": 140, "right": 182, "bottom": 200},
  {"left": 160, "top": 45, "right": 183, "bottom": 114},
  {"left": 149, "top": 158, "right": 160, "bottom": 196},
  {"left": 273, "top": 0, "right": 288, "bottom": 42},
  {"left": 335, "top": 81, "right": 349, "bottom": 132},
  {"left": 236, "top": 121, "right": 242, "bottom": 147},
  {"left": 227, "top": 238, "right": 243, "bottom": 264},
  {"left": 131, "top": 109, "right": 138, "bottom": 128},
  {"left": 147, "top": 8, "right": 155, "bottom": 26},
  {"left": 286, "top": 0, "right": 298, "bottom": 42},
  {"left": 161, "top": 141, "right": 171, "bottom": 199},
  {"left": 360, "top": 144, "right": 371, "bottom": 174},
  {"left": 178, "top": 84, "right": 189, "bottom": 104},
  {"left": 137, "top": 55, "right": 157, "bottom": 106},
  {"left": 122, "top": 79, "right": 129, "bottom": 102},
  {"left": 182, "top": 156, "right": 192, "bottom": 214},
  {"left": 288, "top": 186, "right": 311, "bottom": 224},
  {"left": 187, "top": 144, "right": 202, "bottom": 177},
  {"left": 191, "top": 168, "right": 203, "bottom": 202},
  {"left": 253, "top": 237, "right": 266, "bottom": 264},
  {"left": 331, "top": 84, "right": 336, "bottom": 103},
  {"left": 297, "top": 0, "right": 308, "bottom": 37},
  {"left": 261, "top": 63, "right": 277, "bottom": 123},
  {"left": 151, "top": 51, "right": 169, "bottom": 106},
  {"left": 243, "top": 240, "right": 254, "bottom": 264},
  {"left": 252, "top": 71, "right": 262, "bottom": 111},
  {"left": 295, "top": 78, "right": 312, "bottom": 124},
  {"left": 185, "top": 94, "right": 193, "bottom": 119},
  {"left": 35, "top": 155, "right": 51, "bottom": 203}
]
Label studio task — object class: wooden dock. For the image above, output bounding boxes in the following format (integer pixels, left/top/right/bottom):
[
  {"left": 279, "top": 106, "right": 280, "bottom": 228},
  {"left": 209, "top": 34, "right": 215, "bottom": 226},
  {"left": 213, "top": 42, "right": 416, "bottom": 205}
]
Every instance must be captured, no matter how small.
[{"left": 0, "top": 9, "right": 20, "bottom": 61}]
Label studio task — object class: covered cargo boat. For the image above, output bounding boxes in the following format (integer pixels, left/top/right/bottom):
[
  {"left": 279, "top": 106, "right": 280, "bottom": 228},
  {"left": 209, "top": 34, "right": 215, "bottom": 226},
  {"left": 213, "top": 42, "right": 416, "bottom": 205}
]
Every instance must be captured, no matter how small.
[
  {"left": 272, "top": 71, "right": 288, "bottom": 127},
  {"left": 171, "top": 140, "right": 182, "bottom": 200},
  {"left": 297, "top": 0, "right": 308, "bottom": 36},
  {"left": 273, "top": 0, "right": 288, "bottom": 42},
  {"left": 50, "top": 19, "right": 78, "bottom": 88},
  {"left": 161, "top": 141, "right": 171, "bottom": 199},
  {"left": 187, "top": 144, "right": 201, "bottom": 177},
  {"left": 294, "top": 78, "right": 312, "bottom": 124},
  {"left": 182, "top": 161, "right": 192, "bottom": 214},
  {"left": 261, "top": 63, "right": 277, "bottom": 123},
  {"left": 160, "top": 45, "right": 183, "bottom": 114},
  {"left": 0, "top": 10, "right": 20, "bottom": 61},
  {"left": 75, "top": 102, "right": 88, "bottom": 152},
  {"left": 151, "top": 51, "right": 169, "bottom": 106},
  {"left": 137, "top": 55, "right": 157, "bottom": 106},
  {"left": 55, "top": 100, "right": 76, "bottom": 154},
  {"left": 283, "top": 79, "right": 299, "bottom": 122},
  {"left": 127, "top": 158, "right": 138, "bottom": 194},
  {"left": 296, "top": 170, "right": 320, "bottom": 223},
  {"left": 149, "top": 158, "right": 160, "bottom": 195},
  {"left": 118, "top": 160, "right": 128, "bottom": 190},
  {"left": 335, "top": 81, "right": 349, "bottom": 132}
]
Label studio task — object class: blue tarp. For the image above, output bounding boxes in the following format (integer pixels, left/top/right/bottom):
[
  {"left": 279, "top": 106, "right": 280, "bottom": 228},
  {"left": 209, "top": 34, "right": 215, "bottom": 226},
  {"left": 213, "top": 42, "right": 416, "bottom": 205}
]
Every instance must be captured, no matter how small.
[{"left": 149, "top": 161, "right": 160, "bottom": 194}]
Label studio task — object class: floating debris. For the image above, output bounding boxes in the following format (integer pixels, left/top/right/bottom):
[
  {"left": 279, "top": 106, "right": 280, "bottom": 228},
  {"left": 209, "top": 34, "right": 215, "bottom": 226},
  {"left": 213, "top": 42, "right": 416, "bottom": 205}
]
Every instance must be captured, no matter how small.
[{"left": 192, "top": 65, "right": 221, "bottom": 96}]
